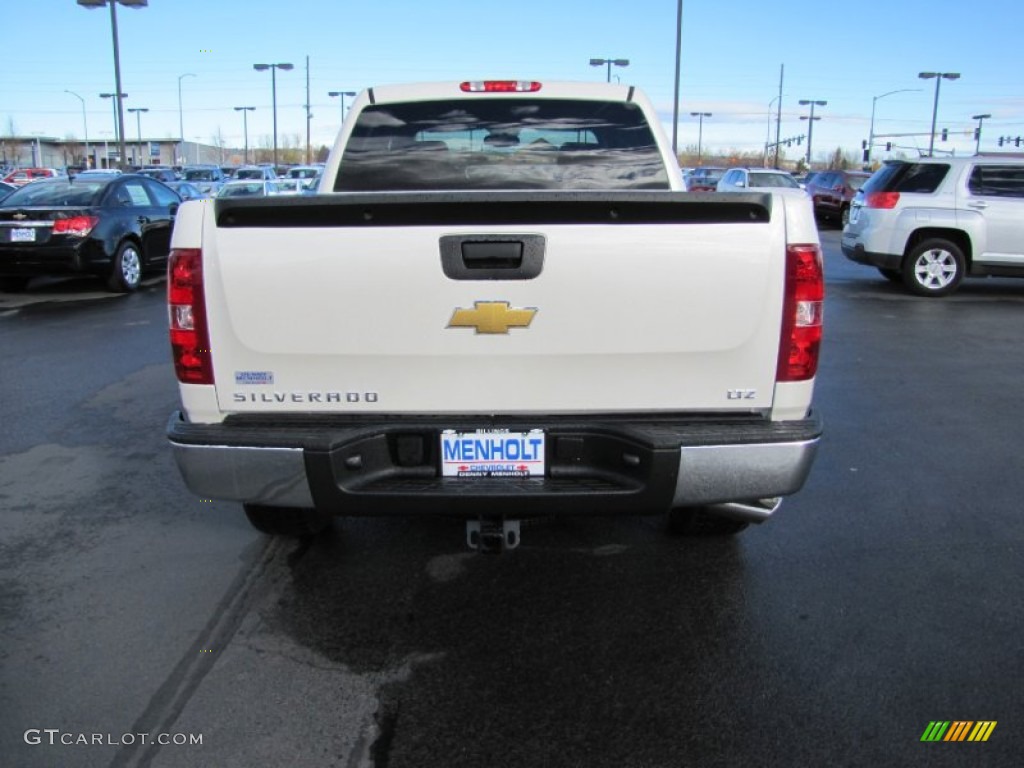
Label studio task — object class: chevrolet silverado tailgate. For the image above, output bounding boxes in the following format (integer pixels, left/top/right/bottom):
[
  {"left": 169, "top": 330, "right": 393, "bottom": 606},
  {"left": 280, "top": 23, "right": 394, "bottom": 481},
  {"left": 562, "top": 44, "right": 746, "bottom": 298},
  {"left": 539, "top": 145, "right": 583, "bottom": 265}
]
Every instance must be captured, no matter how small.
[{"left": 203, "top": 192, "right": 787, "bottom": 415}]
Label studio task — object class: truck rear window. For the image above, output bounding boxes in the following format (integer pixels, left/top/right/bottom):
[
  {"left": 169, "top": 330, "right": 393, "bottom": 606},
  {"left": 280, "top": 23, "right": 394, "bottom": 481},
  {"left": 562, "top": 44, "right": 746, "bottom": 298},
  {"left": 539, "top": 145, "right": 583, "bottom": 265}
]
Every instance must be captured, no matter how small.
[{"left": 335, "top": 98, "right": 670, "bottom": 192}]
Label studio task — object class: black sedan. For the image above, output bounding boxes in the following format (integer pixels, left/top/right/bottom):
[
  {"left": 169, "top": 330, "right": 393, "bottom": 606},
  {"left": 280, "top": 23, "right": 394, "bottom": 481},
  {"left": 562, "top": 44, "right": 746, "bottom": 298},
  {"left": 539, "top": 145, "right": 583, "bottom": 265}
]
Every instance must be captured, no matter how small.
[{"left": 0, "top": 174, "right": 180, "bottom": 292}]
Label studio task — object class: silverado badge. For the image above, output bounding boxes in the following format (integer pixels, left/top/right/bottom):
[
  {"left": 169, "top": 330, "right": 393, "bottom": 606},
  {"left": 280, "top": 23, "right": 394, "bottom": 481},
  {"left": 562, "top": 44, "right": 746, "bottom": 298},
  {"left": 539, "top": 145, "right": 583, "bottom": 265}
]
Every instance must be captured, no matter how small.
[{"left": 447, "top": 301, "right": 537, "bottom": 334}]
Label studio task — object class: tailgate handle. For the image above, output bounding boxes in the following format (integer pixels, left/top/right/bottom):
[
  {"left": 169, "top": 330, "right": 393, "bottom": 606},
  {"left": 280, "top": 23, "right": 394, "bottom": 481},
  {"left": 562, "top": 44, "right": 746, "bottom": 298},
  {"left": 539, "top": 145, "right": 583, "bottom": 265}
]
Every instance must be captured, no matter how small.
[
  {"left": 440, "top": 234, "right": 545, "bottom": 280},
  {"left": 462, "top": 241, "right": 523, "bottom": 269}
]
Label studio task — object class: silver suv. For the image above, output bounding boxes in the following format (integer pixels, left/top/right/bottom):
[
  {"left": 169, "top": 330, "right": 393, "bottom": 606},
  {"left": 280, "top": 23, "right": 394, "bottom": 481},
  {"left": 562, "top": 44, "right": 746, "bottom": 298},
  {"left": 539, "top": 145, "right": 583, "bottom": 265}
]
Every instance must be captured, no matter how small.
[{"left": 842, "top": 157, "right": 1024, "bottom": 296}]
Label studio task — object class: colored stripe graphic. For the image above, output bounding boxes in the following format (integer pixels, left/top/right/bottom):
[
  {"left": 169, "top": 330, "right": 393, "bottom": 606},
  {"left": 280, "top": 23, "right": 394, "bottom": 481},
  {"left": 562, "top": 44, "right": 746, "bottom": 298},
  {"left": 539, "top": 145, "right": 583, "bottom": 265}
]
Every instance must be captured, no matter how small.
[
  {"left": 968, "top": 722, "right": 997, "bottom": 742},
  {"left": 920, "top": 721, "right": 997, "bottom": 742},
  {"left": 945, "top": 721, "right": 973, "bottom": 741}
]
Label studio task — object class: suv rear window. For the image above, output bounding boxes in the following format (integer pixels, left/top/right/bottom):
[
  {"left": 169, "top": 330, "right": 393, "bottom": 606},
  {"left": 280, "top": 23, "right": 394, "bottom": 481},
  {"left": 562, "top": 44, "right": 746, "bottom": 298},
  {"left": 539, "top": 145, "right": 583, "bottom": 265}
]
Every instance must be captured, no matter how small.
[
  {"left": 863, "top": 162, "right": 949, "bottom": 195},
  {"left": 335, "top": 98, "right": 669, "bottom": 192}
]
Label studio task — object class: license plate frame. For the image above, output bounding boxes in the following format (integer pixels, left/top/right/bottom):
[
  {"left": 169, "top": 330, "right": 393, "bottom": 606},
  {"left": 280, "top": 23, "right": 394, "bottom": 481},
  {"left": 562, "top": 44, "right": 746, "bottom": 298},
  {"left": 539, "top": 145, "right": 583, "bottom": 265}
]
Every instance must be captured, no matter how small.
[
  {"left": 440, "top": 429, "right": 546, "bottom": 478},
  {"left": 10, "top": 227, "right": 36, "bottom": 243}
]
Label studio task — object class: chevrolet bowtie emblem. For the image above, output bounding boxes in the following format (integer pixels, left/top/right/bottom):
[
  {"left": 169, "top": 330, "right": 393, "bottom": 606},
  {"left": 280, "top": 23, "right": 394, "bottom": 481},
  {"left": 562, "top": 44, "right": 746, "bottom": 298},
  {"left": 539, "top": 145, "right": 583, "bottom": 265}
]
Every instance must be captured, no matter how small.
[
  {"left": 447, "top": 301, "right": 537, "bottom": 334},
  {"left": 12, "top": 213, "right": 27, "bottom": 220}
]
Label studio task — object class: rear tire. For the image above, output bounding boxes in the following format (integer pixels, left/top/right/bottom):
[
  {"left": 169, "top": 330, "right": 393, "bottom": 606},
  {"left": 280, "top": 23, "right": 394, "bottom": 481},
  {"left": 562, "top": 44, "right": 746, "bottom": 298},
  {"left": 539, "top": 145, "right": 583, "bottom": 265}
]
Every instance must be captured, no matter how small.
[
  {"left": 902, "top": 238, "right": 965, "bottom": 297},
  {"left": 667, "top": 507, "right": 749, "bottom": 537},
  {"left": 106, "top": 240, "right": 143, "bottom": 293},
  {"left": 243, "top": 504, "right": 333, "bottom": 537}
]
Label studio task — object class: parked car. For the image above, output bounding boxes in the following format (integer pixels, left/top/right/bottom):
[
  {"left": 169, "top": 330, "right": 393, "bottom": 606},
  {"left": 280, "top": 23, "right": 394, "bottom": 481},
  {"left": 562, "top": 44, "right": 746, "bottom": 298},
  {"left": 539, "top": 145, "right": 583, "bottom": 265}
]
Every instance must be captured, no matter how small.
[
  {"left": 216, "top": 179, "right": 305, "bottom": 198},
  {"left": 76, "top": 169, "right": 122, "bottom": 177},
  {"left": 287, "top": 165, "right": 322, "bottom": 191},
  {"left": 3, "top": 168, "right": 62, "bottom": 186},
  {"left": 716, "top": 167, "right": 804, "bottom": 193},
  {"left": 166, "top": 181, "right": 211, "bottom": 201},
  {"left": 137, "top": 167, "right": 178, "bottom": 183},
  {"left": 0, "top": 173, "right": 180, "bottom": 293},
  {"left": 842, "top": 157, "right": 1024, "bottom": 296},
  {"left": 234, "top": 165, "right": 277, "bottom": 180},
  {"left": 685, "top": 166, "right": 727, "bottom": 192},
  {"left": 181, "top": 165, "right": 227, "bottom": 196},
  {"left": 805, "top": 170, "right": 870, "bottom": 227}
]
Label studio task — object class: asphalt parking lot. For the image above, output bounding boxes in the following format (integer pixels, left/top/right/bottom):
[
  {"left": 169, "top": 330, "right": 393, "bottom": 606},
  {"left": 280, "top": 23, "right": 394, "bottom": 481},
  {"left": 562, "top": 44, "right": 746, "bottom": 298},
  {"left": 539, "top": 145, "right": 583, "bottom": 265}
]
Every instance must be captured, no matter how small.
[{"left": 1, "top": 228, "right": 1021, "bottom": 768}]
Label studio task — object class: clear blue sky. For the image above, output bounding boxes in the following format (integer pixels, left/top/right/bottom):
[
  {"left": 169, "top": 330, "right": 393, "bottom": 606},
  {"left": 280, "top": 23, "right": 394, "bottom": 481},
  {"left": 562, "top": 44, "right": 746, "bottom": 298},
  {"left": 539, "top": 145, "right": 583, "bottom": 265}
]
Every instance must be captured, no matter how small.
[{"left": 6, "top": 0, "right": 1021, "bottom": 163}]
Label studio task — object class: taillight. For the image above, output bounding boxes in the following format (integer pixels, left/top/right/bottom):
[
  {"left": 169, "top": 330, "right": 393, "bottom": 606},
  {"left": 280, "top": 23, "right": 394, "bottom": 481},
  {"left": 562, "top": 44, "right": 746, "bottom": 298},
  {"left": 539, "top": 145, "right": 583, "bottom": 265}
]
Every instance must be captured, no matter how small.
[
  {"left": 777, "top": 244, "right": 824, "bottom": 382},
  {"left": 168, "top": 248, "right": 213, "bottom": 385},
  {"left": 865, "top": 191, "right": 900, "bottom": 209},
  {"left": 52, "top": 215, "right": 99, "bottom": 237},
  {"left": 460, "top": 81, "right": 542, "bottom": 93}
]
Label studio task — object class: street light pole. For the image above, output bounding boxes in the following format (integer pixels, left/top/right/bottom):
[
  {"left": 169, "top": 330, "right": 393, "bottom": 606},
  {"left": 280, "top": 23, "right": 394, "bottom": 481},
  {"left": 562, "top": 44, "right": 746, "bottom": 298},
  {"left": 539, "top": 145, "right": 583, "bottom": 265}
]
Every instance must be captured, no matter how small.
[
  {"left": 867, "top": 88, "right": 922, "bottom": 166},
  {"left": 589, "top": 57, "right": 629, "bottom": 83},
  {"left": 765, "top": 96, "right": 778, "bottom": 167},
  {"left": 234, "top": 107, "right": 255, "bottom": 164},
  {"left": 127, "top": 107, "right": 148, "bottom": 166},
  {"left": 919, "top": 71, "right": 960, "bottom": 157},
  {"left": 972, "top": 113, "right": 992, "bottom": 155},
  {"left": 178, "top": 73, "right": 196, "bottom": 166},
  {"left": 99, "top": 92, "right": 127, "bottom": 168},
  {"left": 328, "top": 91, "right": 356, "bottom": 125},
  {"left": 77, "top": 1, "right": 147, "bottom": 171},
  {"left": 799, "top": 99, "right": 826, "bottom": 167},
  {"left": 65, "top": 90, "right": 90, "bottom": 168},
  {"left": 254, "top": 62, "right": 293, "bottom": 169},
  {"left": 690, "top": 112, "right": 711, "bottom": 165},
  {"left": 671, "top": 0, "right": 683, "bottom": 156}
]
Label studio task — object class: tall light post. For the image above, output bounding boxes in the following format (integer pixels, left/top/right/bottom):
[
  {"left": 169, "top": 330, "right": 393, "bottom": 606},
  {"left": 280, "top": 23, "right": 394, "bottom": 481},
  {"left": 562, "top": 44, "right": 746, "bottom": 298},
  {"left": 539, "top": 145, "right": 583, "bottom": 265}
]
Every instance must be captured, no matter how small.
[
  {"left": 867, "top": 88, "right": 921, "bottom": 166},
  {"left": 589, "top": 57, "right": 629, "bottom": 83},
  {"left": 65, "top": 90, "right": 90, "bottom": 168},
  {"left": 178, "top": 73, "right": 196, "bottom": 166},
  {"left": 253, "top": 62, "right": 293, "bottom": 169},
  {"left": 972, "top": 113, "right": 991, "bottom": 156},
  {"left": 690, "top": 112, "right": 711, "bottom": 165},
  {"left": 671, "top": 0, "right": 683, "bottom": 156},
  {"left": 918, "top": 71, "right": 960, "bottom": 157},
  {"left": 765, "top": 96, "right": 779, "bottom": 167},
  {"left": 77, "top": 1, "right": 148, "bottom": 171},
  {"left": 99, "top": 92, "right": 127, "bottom": 167},
  {"left": 127, "top": 107, "right": 148, "bottom": 165},
  {"left": 799, "top": 99, "right": 826, "bottom": 167},
  {"left": 234, "top": 107, "right": 255, "bottom": 164},
  {"left": 328, "top": 91, "right": 356, "bottom": 125}
]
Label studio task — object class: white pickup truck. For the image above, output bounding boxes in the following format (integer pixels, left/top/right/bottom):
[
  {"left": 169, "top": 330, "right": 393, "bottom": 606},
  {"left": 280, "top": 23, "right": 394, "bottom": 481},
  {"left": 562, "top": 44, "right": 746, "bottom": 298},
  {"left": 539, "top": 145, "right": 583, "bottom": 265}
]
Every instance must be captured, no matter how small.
[{"left": 166, "top": 80, "right": 823, "bottom": 550}]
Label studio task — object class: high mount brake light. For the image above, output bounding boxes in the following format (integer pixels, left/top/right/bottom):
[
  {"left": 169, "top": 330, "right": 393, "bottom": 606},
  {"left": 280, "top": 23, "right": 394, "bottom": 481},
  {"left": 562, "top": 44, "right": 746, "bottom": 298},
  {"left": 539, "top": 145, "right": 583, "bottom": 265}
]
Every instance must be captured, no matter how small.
[
  {"left": 460, "top": 81, "right": 542, "bottom": 93},
  {"left": 168, "top": 248, "right": 213, "bottom": 385},
  {"left": 776, "top": 244, "right": 824, "bottom": 383},
  {"left": 865, "top": 191, "right": 900, "bottom": 209},
  {"left": 52, "top": 215, "right": 98, "bottom": 237}
]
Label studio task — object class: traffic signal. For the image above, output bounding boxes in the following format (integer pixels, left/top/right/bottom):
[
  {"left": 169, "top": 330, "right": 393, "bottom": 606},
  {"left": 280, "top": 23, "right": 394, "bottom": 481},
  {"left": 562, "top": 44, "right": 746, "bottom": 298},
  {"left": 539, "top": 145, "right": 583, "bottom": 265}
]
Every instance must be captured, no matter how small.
[
  {"left": 999, "top": 137, "right": 1004, "bottom": 146},
  {"left": 974, "top": 128, "right": 980, "bottom": 140},
  {"left": 886, "top": 142, "right": 892, "bottom": 151},
  {"left": 941, "top": 128, "right": 948, "bottom": 142},
  {"left": 862, "top": 149, "right": 869, "bottom": 162},
  {"left": 861, "top": 139, "right": 867, "bottom": 149},
  {"left": 1017, "top": 137, "right": 1022, "bottom": 147}
]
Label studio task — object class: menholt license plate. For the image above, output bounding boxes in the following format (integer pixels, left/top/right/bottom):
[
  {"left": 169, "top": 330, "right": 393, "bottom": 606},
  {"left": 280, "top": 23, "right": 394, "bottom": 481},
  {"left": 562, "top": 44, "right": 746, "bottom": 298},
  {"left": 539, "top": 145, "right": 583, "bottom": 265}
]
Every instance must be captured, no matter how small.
[{"left": 440, "top": 429, "right": 545, "bottom": 478}]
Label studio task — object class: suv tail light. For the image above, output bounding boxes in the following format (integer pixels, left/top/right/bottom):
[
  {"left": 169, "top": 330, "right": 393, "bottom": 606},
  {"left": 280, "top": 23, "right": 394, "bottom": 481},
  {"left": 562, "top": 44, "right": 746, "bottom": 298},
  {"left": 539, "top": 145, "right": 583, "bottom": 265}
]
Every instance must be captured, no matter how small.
[
  {"left": 168, "top": 248, "right": 213, "bottom": 385},
  {"left": 865, "top": 191, "right": 900, "bottom": 209},
  {"left": 777, "top": 244, "right": 824, "bottom": 382},
  {"left": 52, "top": 215, "right": 99, "bottom": 237}
]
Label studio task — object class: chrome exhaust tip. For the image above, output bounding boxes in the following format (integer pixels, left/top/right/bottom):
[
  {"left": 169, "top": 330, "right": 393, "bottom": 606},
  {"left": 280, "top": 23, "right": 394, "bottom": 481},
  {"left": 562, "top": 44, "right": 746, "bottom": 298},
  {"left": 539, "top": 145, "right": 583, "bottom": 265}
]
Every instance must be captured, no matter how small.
[{"left": 705, "top": 497, "right": 782, "bottom": 524}]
